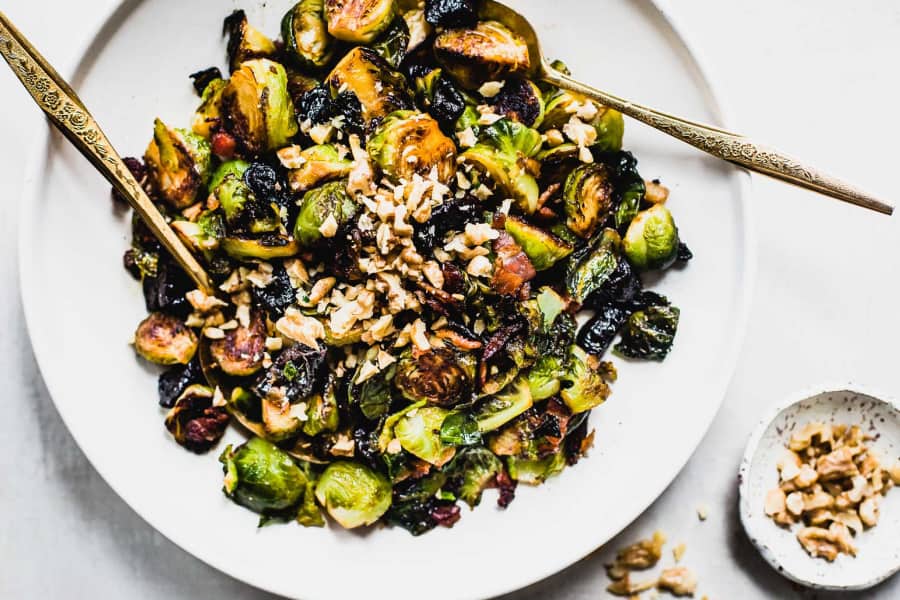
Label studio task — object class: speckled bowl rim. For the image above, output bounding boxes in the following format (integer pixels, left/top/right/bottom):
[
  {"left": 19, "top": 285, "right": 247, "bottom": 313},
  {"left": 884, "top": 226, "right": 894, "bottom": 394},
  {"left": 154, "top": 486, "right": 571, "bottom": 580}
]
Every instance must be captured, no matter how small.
[{"left": 738, "top": 382, "right": 900, "bottom": 591}]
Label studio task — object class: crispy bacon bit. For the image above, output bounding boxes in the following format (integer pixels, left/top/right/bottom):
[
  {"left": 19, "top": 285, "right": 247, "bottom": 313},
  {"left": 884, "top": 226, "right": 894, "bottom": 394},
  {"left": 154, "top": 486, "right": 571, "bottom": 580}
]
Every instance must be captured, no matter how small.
[
  {"left": 430, "top": 503, "right": 462, "bottom": 527},
  {"left": 482, "top": 320, "right": 524, "bottom": 362},
  {"left": 211, "top": 131, "right": 237, "bottom": 159},
  {"left": 435, "top": 328, "right": 483, "bottom": 350},
  {"left": 537, "top": 182, "right": 561, "bottom": 209},
  {"left": 491, "top": 232, "right": 536, "bottom": 296}
]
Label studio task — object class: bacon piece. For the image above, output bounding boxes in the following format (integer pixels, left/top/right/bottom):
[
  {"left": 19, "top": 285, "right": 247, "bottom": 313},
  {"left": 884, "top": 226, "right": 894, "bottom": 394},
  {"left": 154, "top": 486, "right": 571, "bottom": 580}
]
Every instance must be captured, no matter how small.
[{"left": 491, "top": 232, "right": 536, "bottom": 296}]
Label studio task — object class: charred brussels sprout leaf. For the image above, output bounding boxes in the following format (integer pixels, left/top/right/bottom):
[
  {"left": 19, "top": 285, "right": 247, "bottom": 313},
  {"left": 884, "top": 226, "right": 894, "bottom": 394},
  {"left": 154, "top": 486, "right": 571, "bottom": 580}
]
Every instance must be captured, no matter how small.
[
  {"left": 325, "top": 0, "right": 397, "bottom": 43},
  {"left": 223, "top": 10, "right": 276, "bottom": 72},
  {"left": 395, "top": 406, "right": 456, "bottom": 466},
  {"left": 209, "top": 311, "right": 267, "bottom": 376},
  {"left": 221, "top": 233, "right": 301, "bottom": 260},
  {"left": 315, "top": 461, "right": 392, "bottom": 528},
  {"left": 220, "top": 437, "right": 307, "bottom": 514},
  {"left": 294, "top": 180, "right": 358, "bottom": 247},
  {"left": 503, "top": 215, "right": 573, "bottom": 271},
  {"left": 144, "top": 119, "right": 211, "bottom": 210},
  {"left": 472, "top": 377, "right": 533, "bottom": 432},
  {"left": 445, "top": 446, "right": 502, "bottom": 507},
  {"left": 493, "top": 78, "right": 545, "bottom": 128},
  {"left": 525, "top": 355, "right": 564, "bottom": 401},
  {"left": 283, "top": 144, "right": 353, "bottom": 192},
  {"left": 623, "top": 204, "right": 680, "bottom": 271},
  {"left": 282, "top": 0, "right": 335, "bottom": 70},
  {"left": 303, "top": 381, "right": 340, "bottom": 436},
  {"left": 440, "top": 411, "right": 482, "bottom": 446},
  {"left": 134, "top": 312, "right": 198, "bottom": 365},
  {"left": 394, "top": 348, "right": 473, "bottom": 407},
  {"left": 564, "top": 163, "right": 614, "bottom": 239},
  {"left": 189, "top": 67, "right": 223, "bottom": 96},
  {"left": 577, "top": 305, "right": 629, "bottom": 357},
  {"left": 434, "top": 21, "right": 530, "bottom": 90},
  {"left": 158, "top": 356, "right": 203, "bottom": 408},
  {"left": 165, "top": 384, "right": 230, "bottom": 453},
  {"left": 371, "top": 17, "right": 410, "bottom": 68},
  {"left": 191, "top": 77, "right": 227, "bottom": 138},
  {"left": 560, "top": 345, "right": 614, "bottom": 414},
  {"left": 386, "top": 471, "right": 447, "bottom": 535},
  {"left": 222, "top": 59, "right": 298, "bottom": 155},
  {"left": 614, "top": 305, "right": 680, "bottom": 361},
  {"left": 368, "top": 111, "right": 457, "bottom": 184},
  {"left": 566, "top": 228, "right": 622, "bottom": 304},
  {"left": 507, "top": 452, "right": 565, "bottom": 485},
  {"left": 603, "top": 150, "right": 646, "bottom": 230},
  {"left": 326, "top": 47, "right": 412, "bottom": 123},
  {"left": 350, "top": 362, "right": 396, "bottom": 420},
  {"left": 425, "top": 0, "right": 478, "bottom": 28}
]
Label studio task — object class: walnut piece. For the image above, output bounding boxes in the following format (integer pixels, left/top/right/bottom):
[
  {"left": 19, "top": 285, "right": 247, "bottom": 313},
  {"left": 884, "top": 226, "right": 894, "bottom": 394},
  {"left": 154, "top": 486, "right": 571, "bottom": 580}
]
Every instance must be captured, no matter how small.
[{"left": 657, "top": 567, "right": 698, "bottom": 597}]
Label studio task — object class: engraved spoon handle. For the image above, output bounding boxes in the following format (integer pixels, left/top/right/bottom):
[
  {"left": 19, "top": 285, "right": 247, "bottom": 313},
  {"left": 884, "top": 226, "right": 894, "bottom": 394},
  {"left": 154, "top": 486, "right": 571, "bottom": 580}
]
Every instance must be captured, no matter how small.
[
  {"left": 0, "top": 11, "right": 215, "bottom": 293},
  {"left": 543, "top": 67, "right": 893, "bottom": 216}
]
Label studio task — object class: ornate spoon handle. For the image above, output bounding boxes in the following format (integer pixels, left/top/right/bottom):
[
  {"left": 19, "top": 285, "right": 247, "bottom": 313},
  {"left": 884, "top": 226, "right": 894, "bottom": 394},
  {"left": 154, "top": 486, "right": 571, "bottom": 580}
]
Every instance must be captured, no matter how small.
[
  {"left": 0, "top": 11, "right": 215, "bottom": 293},
  {"left": 543, "top": 67, "right": 893, "bottom": 216}
]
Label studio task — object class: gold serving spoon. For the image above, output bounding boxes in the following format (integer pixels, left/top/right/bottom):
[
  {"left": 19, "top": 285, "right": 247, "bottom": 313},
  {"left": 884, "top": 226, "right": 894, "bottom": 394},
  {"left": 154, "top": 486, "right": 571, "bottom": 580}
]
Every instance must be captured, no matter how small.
[
  {"left": 481, "top": 0, "right": 893, "bottom": 215},
  {"left": 0, "top": 11, "right": 215, "bottom": 293}
]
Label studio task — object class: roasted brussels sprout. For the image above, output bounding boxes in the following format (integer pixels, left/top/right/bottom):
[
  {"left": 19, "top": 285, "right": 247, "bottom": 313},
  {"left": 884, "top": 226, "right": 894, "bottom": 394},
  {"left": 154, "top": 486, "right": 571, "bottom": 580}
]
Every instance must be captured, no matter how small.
[
  {"left": 282, "top": 0, "right": 335, "bottom": 70},
  {"left": 543, "top": 91, "right": 624, "bottom": 152},
  {"left": 503, "top": 215, "right": 573, "bottom": 271},
  {"left": 592, "top": 107, "right": 625, "bottom": 152},
  {"left": 566, "top": 228, "right": 622, "bottom": 303},
  {"left": 282, "top": 144, "right": 353, "bottom": 193},
  {"left": 222, "top": 59, "right": 298, "bottom": 155},
  {"left": 144, "top": 119, "right": 212, "bottom": 210},
  {"left": 220, "top": 437, "right": 307, "bottom": 514},
  {"left": 560, "top": 345, "right": 614, "bottom": 413},
  {"left": 395, "top": 406, "right": 456, "bottom": 466},
  {"left": 525, "top": 355, "right": 564, "bottom": 401},
  {"left": 394, "top": 348, "right": 474, "bottom": 407},
  {"left": 134, "top": 312, "right": 198, "bottom": 365},
  {"left": 191, "top": 78, "right": 227, "bottom": 138},
  {"left": 223, "top": 10, "right": 276, "bottom": 72},
  {"left": 508, "top": 452, "right": 565, "bottom": 485},
  {"left": 349, "top": 361, "right": 396, "bottom": 419},
  {"left": 439, "top": 411, "right": 482, "bottom": 446},
  {"left": 158, "top": 356, "right": 203, "bottom": 408},
  {"left": 493, "top": 78, "right": 544, "bottom": 128},
  {"left": 368, "top": 111, "right": 457, "bottom": 184},
  {"left": 325, "top": 0, "right": 396, "bottom": 43},
  {"left": 434, "top": 21, "right": 530, "bottom": 90},
  {"left": 303, "top": 382, "right": 340, "bottom": 436},
  {"left": 211, "top": 160, "right": 280, "bottom": 233},
  {"left": 315, "top": 461, "right": 392, "bottom": 528},
  {"left": 614, "top": 305, "right": 680, "bottom": 361},
  {"left": 371, "top": 17, "right": 410, "bottom": 68},
  {"left": 424, "top": 0, "right": 478, "bottom": 28},
  {"left": 445, "top": 446, "right": 502, "bottom": 507},
  {"left": 294, "top": 180, "right": 358, "bottom": 247},
  {"left": 221, "top": 233, "right": 301, "bottom": 260},
  {"left": 261, "top": 391, "right": 306, "bottom": 441},
  {"left": 209, "top": 311, "right": 267, "bottom": 376},
  {"left": 623, "top": 204, "right": 680, "bottom": 271},
  {"left": 326, "top": 47, "right": 412, "bottom": 123},
  {"left": 164, "top": 384, "right": 230, "bottom": 453},
  {"left": 563, "top": 163, "right": 614, "bottom": 239},
  {"left": 472, "top": 377, "right": 533, "bottom": 432},
  {"left": 171, "top": 211, "right": 226, "bottom": 253}
]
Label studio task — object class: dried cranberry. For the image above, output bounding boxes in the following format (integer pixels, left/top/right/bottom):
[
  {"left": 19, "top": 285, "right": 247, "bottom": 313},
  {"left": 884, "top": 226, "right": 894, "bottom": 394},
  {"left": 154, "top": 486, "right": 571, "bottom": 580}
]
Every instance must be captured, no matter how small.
[
  {"left": 211, "top": 131, "right": 237, "bottom": 159},
  {"left": 495, "top": 470, "right": 517, "bottom": 508},
  {"left": 430, "top": 503, "right": 462, "bottom": 528}
]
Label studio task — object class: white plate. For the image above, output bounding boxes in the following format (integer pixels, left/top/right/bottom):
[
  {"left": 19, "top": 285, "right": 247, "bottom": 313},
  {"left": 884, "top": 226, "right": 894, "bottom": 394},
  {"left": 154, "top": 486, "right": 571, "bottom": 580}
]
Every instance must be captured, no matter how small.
[{"left": 18, "top": 1, "right": 753, "bottom": 598}]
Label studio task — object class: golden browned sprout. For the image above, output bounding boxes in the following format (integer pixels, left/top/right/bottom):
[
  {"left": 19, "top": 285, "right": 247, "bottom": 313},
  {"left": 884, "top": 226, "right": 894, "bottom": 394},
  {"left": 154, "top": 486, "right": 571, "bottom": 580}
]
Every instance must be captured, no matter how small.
[
  {"left": 209, "top": 312, "right": 267, "bottom": 376},
  {"left": 433, "top": 21, "right": 530, "bottom": 90},
  {"left": 657, "top": 566, "right": 698, "bottom": 597},
  {"left": 134, "top": 312, "right": 198, "bottom": 365}
]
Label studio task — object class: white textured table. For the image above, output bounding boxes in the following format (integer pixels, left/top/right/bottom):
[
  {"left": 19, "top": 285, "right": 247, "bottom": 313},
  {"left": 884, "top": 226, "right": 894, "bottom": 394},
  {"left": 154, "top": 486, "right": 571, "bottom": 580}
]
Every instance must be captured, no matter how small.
[{"left": 2, "top": 1, "right": 898, "bottom": 598}]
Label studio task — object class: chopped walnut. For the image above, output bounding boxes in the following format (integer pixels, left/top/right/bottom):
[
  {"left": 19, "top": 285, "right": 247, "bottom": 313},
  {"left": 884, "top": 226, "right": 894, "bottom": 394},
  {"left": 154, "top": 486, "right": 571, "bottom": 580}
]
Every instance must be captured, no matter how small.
[
  {"left": 644, "top": 180, "right": 670, "bottom": 204},
  {"left": 614, "top": 531, "right": 666, "bottom": 570},
  {"left": 817, "top": 446, "right": 859, "bottom": 481},
  {"left": 657, "top": 567, "right": 697, "bottom": 597},
  {"left": 606, "top": 574, "right": 656, "bottom": 597},
  {"left": 764, "top": 488, "right": 786, "bottom": 516},
  {"left": 797, "top": 527, "right": 839, "bottom": 561}
]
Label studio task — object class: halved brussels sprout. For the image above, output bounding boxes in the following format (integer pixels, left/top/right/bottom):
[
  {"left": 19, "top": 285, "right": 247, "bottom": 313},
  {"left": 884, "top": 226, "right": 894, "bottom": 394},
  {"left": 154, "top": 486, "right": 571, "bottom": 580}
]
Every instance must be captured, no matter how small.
[
  {"left": 134, "top": 312, "right": 198, "bottom": 365},
  {"left": 507, "top": 452, "right": 566, "bottom": 485},
  {"left": 472, "top": 377, "right": 533, "bottom": 433},
  {"left": 560, "top": 345, "right": 614, "bottom": 413},
  {"left": 434, "top": 21, "right": 530, "bottom": 90},
  {"left": 294, "top": 180, "right": 358, "bottom": 247},
  {"left": 445, "top": 446, "right": 502, "bottom": 507},
  {"left": 536, "top": 286, "right": 567, "bottom": 329},
  {"left": 503, "top": 215, "right": 573, "bottom": 271},
  {"left": 368, "top": 111, "right": 457, "bottom": 184},
  {"left": 614, "top": 305, "right": 680, "bottom": 361},
  {"left": 303, "top": 383, "right": 340, "bottom": 436},
  {"left": 211, "top": 161, "right": 280, "bottom": 234},
  {"left": 371, "top": 17, "right": 410, "bottom": 68},
  {"left": 493, "top": 78, "right": 545, "bottom": 128},
  {"left": 222, "top": 59, "right": 298, "bottom": 155},
  {"left": 283, "top": 145, "right": 353, "bottom": 192},
  {"left": 563, "top": 163, "right": 614, "bottom": 239},
  {"left": 394, "top": 348, "right": 474, "bottom": 407},
  {"left": 209, "top": 311, "right": 267, "bottom": 376},
  {"left": 164, "top": 384, "right": 230, "bottom": 453},
  {"left": 315, "top": 461, "right": 392, "bottom": 528},
  {"left": 144, "top": 119, "right": 212, "bottom": 210},
  {"left": 191, "top": 78, "right": 227, "bottom": 138},
  {"left": 543, "top": 92, "right": 624, "bottom": 152},
  {"left": 282, "top": 0, "right": 335, "bottom": 70},
  {"left": 525, "top": 355, "right": 564, "bottom": 401},
  {"left": 326, "top": 47, "right": 412, "bottom": 123},
  {"left": 221, "top": 233, "right": 301, "bottom": 260},
  {"left": 171, "top": 211, "right": 225, "bottom": 252},
  {"left": 395, "top": 406, "right": 456, "bottom": 466},
  {"left": 220, "top": 436, "right": 307, "bottom": 514},
  {"left": 261, "top": 392, "right": 306, "bottom": 442},
  {"left": 623, "top": 204, "right": 680, "bottom": 271},
  {"left": 566, "top": 228, "right": 622, "bottom": 303},
  {"left": 224, "top": 10, "right": 277, "bottom": 72},
  {"left": 325, "top": 0, "right": 396, "bottom": 43}
]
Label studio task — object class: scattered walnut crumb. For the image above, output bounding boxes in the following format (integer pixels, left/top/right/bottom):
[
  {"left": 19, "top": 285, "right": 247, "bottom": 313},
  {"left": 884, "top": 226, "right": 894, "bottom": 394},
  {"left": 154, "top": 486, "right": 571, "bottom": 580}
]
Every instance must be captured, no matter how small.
[
  {"left": 614, "top": 531, "right": 666, "bottom": 570},
  {"left": 606, "top": 532, "right": 702, "bottom": 598},
  {"left": 696, "top": 506, "right": 708, "bottom": 521},
  {"left": 672, "top": 543, "right": 686, "bottom": 563},
  {"left": 657, "top": 567, "right": 697, "bottom": 597}
]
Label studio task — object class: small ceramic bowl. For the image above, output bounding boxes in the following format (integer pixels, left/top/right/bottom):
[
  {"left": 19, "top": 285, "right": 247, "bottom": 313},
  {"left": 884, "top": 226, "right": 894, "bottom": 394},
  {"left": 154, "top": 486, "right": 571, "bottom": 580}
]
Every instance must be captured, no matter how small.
[{"left": 739, "top": 385, "right": 900, "bottom": 590}]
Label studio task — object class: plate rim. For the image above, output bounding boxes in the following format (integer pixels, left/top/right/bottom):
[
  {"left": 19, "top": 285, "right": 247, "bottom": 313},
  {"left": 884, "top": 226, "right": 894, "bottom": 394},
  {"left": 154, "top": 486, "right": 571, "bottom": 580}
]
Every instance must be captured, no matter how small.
[{"left": 17, "top": 1, "right": 756, "bottom": 598}]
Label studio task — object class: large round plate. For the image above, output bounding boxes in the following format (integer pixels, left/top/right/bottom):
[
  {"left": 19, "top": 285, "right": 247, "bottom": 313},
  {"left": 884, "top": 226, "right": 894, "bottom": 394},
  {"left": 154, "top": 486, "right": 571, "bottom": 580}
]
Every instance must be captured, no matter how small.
[{"left": 19, "top": 1, "right": 753, "bottom": 598}]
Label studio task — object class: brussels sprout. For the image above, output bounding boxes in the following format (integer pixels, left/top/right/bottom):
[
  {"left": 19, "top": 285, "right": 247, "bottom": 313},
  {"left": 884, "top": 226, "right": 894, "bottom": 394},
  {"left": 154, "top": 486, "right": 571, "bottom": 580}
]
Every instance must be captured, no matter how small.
[
  {"left": 293, "top": 180, "right": 358, "bottom": 247},
  {"left": 326, "top": 47, "right": 412, "bottom": 123},
  {"left": 283, "top": 145, "right": 353, "bottom": 193},
  {"left": 493, "top": 78, "right": 545, "bottom": 128},
  {"left": 371, "top": 17, "right": 410, "bottom": 68},
  {"left": 623, "top": 204, "right": 680, "bottom": 271},
  {"left": 211, "top": 160, "right": 280, "bottom": 234},
  {"left": 209, "top": 311, "right": 267, "bottom": 376},
  {"left": 394, "top": 348, "right": 474, "bottom": 407},
  {"left": 144, "top": 119, "right": 212, "bottom": 210},
  {"left": 282, "top": 0, "right": 335, "bottom": 70},
  {"left": 349, "top": 360, "right": 396, "bottom": 419},
  {"left": 434, "top": 21, "right": 530, "bottom": 90},
  {"left": 536, "top": 142, "right": 579, "bottom": 186},
  {"left": 386, "top": 470, "right": 449, "bottom": 535},
  {"left": 503, "top": 215, "right": 573, "bottom": 271},
  {"left": 296, "top": 478, "right": 327, "bottom": 527},
  {"left": 472, "top": 378, "right": 533, "bottom": 433},
  {"left": 303, "top": 383, "right": 340, "bottom": 436},
  {"left": 525, "top": 355, "right": 564, "bottom": 401},
  {"left": 222, "top": 59, "right": 298, "bottom": 155},
  {"left": 507, "top": 452, "right": 566, "bottom": 485},
  {"left": 191, "top": 78, "right": 227, "bottom": 138},
  {"left": 171, "top": 211, "right": 225, "bottom": 252},
  {"left": 223, "top": 10, "right": 277, "bottom": 72},
  {"left": 543, "top": 91, "right": 624, "bottom": 152},
  {"left": 221, "top": 233, "right": 301, "bottom": 260},
  {"left": 261, "top": 392, "right": 306, "bottom": 442},
  {"left": 560, "top": 345, "right": 614, "bottom": 413},
  {"left": 536, "top": 286, "right": 567, "bottom": 329},
  {"left": 220, "top": 437, "right": 307, "bottom": 514},
  {"left": 134, "top": 312, "right": 198, "bottom": 365},
  {"left": 563, "top": 163, "right": 614, "bottom": 239},
  {"left": 164, "top": 384, "right": 230, "bottom": 453},
  {"left": 566, "top": 228, "right": 622, "bottom": 303},
  {"left": 368, "top": 111, "right": 457, "bottom": 184},
  {"left": 483, "top": 117, "right": 544, "bottom": 158},
  {"left": 593, "top": 107, "right": 625, "bottom": 152},
  {"left": 439, "top": 411, "right": 482, "bottom": 446},
  {"left": 315, "top": 461, "right": 392, "bottom": 528},
  {"left": 445, "top": 446, "right": 502, "bottom": 507},
  {"left": 395, "top": 406, "right": 456, "bottom": 466},
  {"left": 614, "top": 305, "right": 680, "bottom": 361},
  {"left": 325, "top": 0, "right": 396, "bottom": 43}
]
